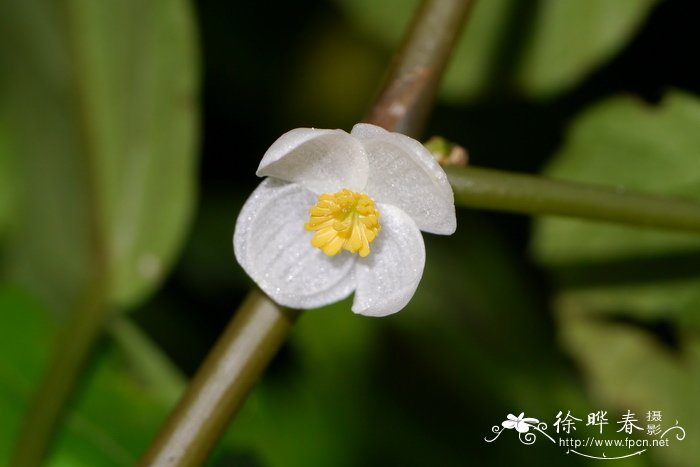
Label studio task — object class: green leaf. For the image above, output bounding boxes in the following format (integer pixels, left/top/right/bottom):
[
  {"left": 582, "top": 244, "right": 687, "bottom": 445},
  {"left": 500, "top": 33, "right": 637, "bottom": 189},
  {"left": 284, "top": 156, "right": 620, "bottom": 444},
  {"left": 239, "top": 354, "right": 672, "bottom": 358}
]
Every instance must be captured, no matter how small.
[
  {"left": 532, "top": 91, "right": 700, "bottom": 467},
  {"left": 516, "top": 0, "right": 658, "bottom": 96},
  {"left": 533, "top": 91, "right": 700, "bottom": 319},
  {"left": 335, "top": 0, "right": 657, "bottom": 101},
  {"left": 0, "top": 117, "right": 16, "bottom": 238},
  {"left": 0, "top": 285, "right": 186, "bottom": 466},
  {"left": 0, "top": 287, "right": 51, "bottom": 463},
  {"left": 0, "top": 0, "right": 199, "bottom": 312},
  {"left": 52, "top": 344, "right": 183, "bottom": 467},
  {"left": 558, "top": 299, "right": 699, "bottom": 467}
]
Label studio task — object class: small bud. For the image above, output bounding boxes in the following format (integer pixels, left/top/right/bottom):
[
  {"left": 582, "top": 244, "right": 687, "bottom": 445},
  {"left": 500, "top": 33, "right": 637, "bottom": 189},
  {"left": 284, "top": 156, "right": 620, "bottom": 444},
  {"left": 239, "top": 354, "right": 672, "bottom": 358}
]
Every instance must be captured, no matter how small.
[{"left": 424, "top": 136, "right": 469, "bottom": 167}]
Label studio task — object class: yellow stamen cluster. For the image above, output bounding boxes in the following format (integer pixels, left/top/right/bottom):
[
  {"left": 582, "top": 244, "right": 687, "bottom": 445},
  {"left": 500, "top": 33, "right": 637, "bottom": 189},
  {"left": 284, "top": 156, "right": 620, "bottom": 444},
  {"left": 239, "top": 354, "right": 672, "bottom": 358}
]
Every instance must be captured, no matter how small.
[{"left": 304, "top": 189, "right": 381, "bottom": 257}]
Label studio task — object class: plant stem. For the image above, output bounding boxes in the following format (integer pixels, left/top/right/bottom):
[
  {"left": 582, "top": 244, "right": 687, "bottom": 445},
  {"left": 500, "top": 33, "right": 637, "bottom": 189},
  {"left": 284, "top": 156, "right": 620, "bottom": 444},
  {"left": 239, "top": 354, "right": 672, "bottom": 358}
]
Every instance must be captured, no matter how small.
[
  {"left": 364, "top": 0, "right": 474, "bottom": 137},
  {"left": 138, "top": 290, "right": 300, "bottom": 466},
  {"left": 448, "top": 166, "right": 700, "bottom": 232},
  {"left": 138, "top": 1, "right": 473, "bottom": 465}
]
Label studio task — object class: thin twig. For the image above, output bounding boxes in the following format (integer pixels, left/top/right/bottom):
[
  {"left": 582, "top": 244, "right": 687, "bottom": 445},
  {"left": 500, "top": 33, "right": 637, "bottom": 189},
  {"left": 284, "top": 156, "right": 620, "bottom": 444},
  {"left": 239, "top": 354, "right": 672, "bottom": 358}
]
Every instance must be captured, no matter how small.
[
  {"left": 448, "top": 166, "right": 700, "bottom": 232},
  {"left": 364, "top": 0, "right": 474, "bottom": 137},
  {"left": 139, "top": 290, "right": 299, "bottom": 466}
]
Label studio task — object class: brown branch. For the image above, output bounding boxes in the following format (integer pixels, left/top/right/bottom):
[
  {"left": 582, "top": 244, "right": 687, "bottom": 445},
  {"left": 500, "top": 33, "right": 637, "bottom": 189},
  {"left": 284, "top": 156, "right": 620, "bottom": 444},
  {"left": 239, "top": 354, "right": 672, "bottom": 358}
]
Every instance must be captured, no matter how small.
[{"left": 364, "top": 0, "right": 474, "bottom": 136}]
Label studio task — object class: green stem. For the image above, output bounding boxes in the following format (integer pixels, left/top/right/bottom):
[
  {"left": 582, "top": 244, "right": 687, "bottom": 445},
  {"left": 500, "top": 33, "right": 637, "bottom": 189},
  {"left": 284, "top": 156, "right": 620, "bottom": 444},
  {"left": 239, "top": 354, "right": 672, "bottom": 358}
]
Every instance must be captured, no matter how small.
[
  {"left": 138, "top": 0, "right": 473, "bottom": 465},
  {"left": 138, "top": 290, "right": 300, "bottom": 466},
  {"left": 448, "top": 166, "right": 700, "bottom": 232}
]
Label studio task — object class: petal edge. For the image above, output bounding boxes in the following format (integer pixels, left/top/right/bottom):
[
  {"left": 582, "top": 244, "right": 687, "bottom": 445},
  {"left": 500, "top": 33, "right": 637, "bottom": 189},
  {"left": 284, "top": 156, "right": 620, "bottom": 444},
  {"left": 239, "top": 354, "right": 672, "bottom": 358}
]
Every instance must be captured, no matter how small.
[
  {"left": 352, "top": 204, "right": 425, "bottom": 317},
  {"left": 351, "top": 123, "right": 456, "bottom": 235},
  {"left": 234, "top": 178, "right": 357, "bottom": 309},
  {"left": 257, "top": 128, "right": 368, "bottom": 194}
]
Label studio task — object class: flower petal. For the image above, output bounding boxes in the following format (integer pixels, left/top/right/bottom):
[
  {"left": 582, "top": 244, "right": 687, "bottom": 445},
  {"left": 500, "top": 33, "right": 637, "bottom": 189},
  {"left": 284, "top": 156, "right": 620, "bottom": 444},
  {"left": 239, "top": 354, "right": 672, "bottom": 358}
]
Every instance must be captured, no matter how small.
[
  {"left": 515, "top": 422, "right": 531, "bottom": 433},
  {"left": 352, "top": 204, "right": 425, "bottom": 317},
  {"left": 234, "top": 178, "right": 357, "bottom": 308},
  {"left": 502, "top": 421, "right": 517, "bottom": 429},
  {"left": 257, "top": 127, "right": 369, "bottom": 194},
  {"left": 351, "top": 123, "right": 456, "bottom": 235}
]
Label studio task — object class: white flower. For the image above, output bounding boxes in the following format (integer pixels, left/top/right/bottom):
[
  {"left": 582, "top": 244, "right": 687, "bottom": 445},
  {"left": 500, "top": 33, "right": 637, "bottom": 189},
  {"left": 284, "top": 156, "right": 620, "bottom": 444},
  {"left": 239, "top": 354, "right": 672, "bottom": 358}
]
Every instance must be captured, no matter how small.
[{"left": 233, "top": 123, "right": 456, "bottom": 317}]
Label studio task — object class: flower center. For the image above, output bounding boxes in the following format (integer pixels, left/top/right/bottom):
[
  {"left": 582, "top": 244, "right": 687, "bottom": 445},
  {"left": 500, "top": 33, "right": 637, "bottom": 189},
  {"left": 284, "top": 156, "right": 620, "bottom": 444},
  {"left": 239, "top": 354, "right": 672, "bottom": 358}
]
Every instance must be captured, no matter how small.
[{"left": 304, "top": 188, "right": 381, "bottom": 257}]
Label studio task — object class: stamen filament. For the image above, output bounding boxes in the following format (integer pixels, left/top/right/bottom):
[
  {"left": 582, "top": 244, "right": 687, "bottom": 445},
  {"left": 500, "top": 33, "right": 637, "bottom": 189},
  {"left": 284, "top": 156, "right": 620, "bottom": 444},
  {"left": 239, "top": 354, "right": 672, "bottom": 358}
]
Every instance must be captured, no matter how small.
[{"left": 304, "top": 189, "right": 381, "bottom": 257}]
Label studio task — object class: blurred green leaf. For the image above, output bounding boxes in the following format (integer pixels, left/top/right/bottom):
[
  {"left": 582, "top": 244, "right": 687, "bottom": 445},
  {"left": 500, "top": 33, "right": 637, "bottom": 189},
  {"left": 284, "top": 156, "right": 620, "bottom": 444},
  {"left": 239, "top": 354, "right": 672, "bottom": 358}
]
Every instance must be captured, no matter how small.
[
  {"left": 0, "top": 285, "right": 186, "bottom": 466},
  {"left": 533, "top": 91, "right": 700, "bottom": 318},
  {"left": 0, "top": 116, "right": 16, "bottom": 238},
  {"left": 52, "top": 343, "right": 183, "bottom": 467},
  {"left": 0, "top": 0, "right": 199, "bottom": 313},
  {"left": 532, "top": 91, "right": 700, "bottom": 467},
  {"left": 335, "top": 0, "right": 657, "bottom": 101},
  {"left": 516, "top": 0, "right": 657, "bottom": 96},
  {"left": 0, "top": 287, "right": 51, "bottom": 463},
  {"left": 558, "top": 299, "right": 699, "bottom": 467}
]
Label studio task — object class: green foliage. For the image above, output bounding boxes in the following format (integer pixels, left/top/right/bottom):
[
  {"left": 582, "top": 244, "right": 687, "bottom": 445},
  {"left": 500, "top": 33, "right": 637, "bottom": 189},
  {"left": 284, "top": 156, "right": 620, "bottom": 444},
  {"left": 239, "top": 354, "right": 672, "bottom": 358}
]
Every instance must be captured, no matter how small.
[
  {"left": 559, "top": 300, "right": 699, "bottom": 467},
  {"left": 0, "top": 0, "right": 199, "bottom": 463},
  {"left": 0, "top": 286, "right": 184, "bottom": 466},
  {"left": 0, "top": 117, "right": 16, "bottom": 237},
  {"left": 336, "top": 0, "right": 658, "bottom": 101},
  {"left": 516, "top": 0, "right": 658, "bottom": 96},
  {"left": 533, "top": 91, "right": 700, "bottom": 466},
  {"left": 0, "top": 0, "right": 199, "bottom": 313},
  {"left": 533, "top": 91, "right": 700, "bottom": 317}
]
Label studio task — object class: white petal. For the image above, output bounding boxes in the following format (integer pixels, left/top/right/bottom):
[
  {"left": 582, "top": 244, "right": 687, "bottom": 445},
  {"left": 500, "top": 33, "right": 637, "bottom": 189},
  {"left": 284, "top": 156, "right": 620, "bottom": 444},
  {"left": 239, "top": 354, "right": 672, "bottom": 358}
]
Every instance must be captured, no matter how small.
[
  {"left": 502, "top": 421, "right": 517, "bottom": 429},
  {"left": 234, "top": 178, "right": 357, "bottom": 308},
  {"left": 256, "top": 128, "right": 369, "bottom": 194},
  {"left": 515, "top": 422, "right": 531, "bottom": 433},
  {"left": 352, "top": 204, "right": 425, "bottom": 317},
  {"left": 351, "top": 123, "right": 456, "bottom": 235}
]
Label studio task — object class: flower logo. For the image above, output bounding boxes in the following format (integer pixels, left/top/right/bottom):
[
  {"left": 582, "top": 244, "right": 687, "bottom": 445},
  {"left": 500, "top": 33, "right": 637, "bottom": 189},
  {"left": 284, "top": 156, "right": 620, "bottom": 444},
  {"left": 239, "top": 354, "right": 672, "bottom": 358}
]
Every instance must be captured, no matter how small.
[
  {"left": 233, "top": 123, "right": 456, "bottom": 317},
  {"left": 502, "top": 413, "right": 540, "bottom": 433}
]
